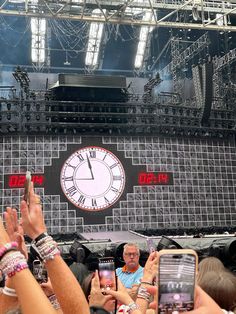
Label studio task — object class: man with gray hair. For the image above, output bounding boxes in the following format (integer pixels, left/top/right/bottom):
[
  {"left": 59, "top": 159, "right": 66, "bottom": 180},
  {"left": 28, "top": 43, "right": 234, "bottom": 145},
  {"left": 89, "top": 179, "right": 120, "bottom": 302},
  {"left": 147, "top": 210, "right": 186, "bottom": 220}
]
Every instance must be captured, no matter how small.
[{"left": 116, "top": 243, "right": 143, "bottom": 289}]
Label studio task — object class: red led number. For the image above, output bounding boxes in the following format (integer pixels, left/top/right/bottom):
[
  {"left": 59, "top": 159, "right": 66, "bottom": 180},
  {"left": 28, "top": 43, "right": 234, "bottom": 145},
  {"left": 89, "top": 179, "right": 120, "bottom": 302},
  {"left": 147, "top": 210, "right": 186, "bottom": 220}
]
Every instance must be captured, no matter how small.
[
  {"left": 138, "top": 172, "right": 170, "bottom": 185},
  {"left": 8, "top": 175, "right": 44, "bottom": 188}
]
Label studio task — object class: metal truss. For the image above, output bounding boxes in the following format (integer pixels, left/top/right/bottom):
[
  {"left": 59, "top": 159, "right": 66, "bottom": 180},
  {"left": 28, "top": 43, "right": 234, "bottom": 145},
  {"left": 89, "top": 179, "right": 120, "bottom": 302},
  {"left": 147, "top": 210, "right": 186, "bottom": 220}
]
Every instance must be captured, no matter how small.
[
  {"left": 1, "top": 0, "right": 236, "bottom": 31},
  {"left": 160, "top": 33, "right": 210, "bottom": 77},
  {"left": 0, "top": 96, "right": 235, "bottom": 137}
]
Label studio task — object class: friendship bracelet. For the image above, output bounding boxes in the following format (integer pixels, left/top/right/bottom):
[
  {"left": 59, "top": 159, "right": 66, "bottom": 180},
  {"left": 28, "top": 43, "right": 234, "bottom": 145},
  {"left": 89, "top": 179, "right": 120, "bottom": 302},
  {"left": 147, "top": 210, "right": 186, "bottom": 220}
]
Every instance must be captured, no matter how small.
[
  {"left": 137, "top": 286, "right": 151, "bottom": 302},
  {"left": 1, "top": 251, "right": 28, "bottom": 278},
  {"left": 140, "top": 281, "right": 153, "bottom": 286},
  {"left": 3, "top": 286, "right": 17, "bottom": 297},
  {"left": 48, "top": 294, "right": 61, "bottom": 310},
  {"left": 127, "top": 302, "right": 139, "bottom": 314},
  {"left": 35, "top": 235, "right": 60, "bottom": 261},
  {"left": 0, "top": 242, "right": 18, "bottom": 260}
]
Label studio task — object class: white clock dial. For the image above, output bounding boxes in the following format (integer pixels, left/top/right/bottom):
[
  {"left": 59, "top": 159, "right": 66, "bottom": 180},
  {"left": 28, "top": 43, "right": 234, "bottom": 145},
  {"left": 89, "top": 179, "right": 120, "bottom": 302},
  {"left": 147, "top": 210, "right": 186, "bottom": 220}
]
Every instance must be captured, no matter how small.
[{"left": 60, "top": 146, "right": 126, "bottom": 211}]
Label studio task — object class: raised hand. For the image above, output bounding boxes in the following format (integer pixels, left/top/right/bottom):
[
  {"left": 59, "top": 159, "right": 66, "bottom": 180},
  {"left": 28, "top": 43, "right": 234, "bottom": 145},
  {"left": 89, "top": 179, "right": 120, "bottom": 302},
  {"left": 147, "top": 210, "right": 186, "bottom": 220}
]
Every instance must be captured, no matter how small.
[
  {"left": 89, "top": 271, "right": 113, "bottom": 308},
  {"left": 142, "top": 251, "right": 159, "bottom": 283},
  {"left": 4, "top": 207, "right": 28, "bottom": 259},
  {"left": 20, "top": 183, "right": 47, "bottom": 240},
  {"left": 0, "top": 216, "right": 10, "bottom": 246}
]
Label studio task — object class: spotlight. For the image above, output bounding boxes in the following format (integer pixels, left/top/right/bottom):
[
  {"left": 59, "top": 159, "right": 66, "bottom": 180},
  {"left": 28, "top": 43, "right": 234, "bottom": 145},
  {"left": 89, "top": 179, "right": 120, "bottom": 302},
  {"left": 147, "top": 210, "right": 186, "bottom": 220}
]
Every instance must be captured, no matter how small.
[
  {"left": 156, "top": 236, "right": 183, "bottom": 251},
  {"left": 69, "top": 239, "right": 90, "bottom": 263},
  {"left": 209, "top": 238, "right": 236, "bottom": 269}
]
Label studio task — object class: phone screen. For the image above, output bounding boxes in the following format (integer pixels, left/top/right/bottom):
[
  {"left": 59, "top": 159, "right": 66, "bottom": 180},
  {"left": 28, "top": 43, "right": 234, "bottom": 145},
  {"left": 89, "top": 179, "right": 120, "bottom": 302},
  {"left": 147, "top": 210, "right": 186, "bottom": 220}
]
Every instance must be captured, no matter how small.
[
  {"left": 32, "top": 259, "right": 48, "bottom": 284},
  {"left": 147, "top": 238, "right": 156, "bottom": 253},
  {"left": 158, "top": 253, "right": 196, "bottom": 313},
  {"left": 98, "top": 258, "right": 117, "bottom": 291}
]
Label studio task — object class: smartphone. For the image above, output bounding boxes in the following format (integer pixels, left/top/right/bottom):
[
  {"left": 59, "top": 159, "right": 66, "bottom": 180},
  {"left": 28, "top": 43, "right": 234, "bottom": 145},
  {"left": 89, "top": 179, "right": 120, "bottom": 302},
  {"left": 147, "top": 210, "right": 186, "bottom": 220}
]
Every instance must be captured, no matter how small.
[
  {"left": 147, "top": 238, "right": 156, "bottom": 253},
  {"left": 23, "top": 171, "right": 31, "bottom": 205},
  {"left": 98, "top": 257, "right": 117, "bottom": 292},
  {"left": 32, "top": 259, "right": 48, "bottom": 284},
  {"left": 157, "top": 249, "right": 198, "bottom": 314}
]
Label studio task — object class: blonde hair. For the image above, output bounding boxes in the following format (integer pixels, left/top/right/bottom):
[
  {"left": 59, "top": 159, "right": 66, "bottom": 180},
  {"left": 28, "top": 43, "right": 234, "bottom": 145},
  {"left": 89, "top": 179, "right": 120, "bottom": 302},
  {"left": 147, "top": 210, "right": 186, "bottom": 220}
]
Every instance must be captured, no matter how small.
[{"left": 197, "top": 257, "right": 225, "bottom": 283}]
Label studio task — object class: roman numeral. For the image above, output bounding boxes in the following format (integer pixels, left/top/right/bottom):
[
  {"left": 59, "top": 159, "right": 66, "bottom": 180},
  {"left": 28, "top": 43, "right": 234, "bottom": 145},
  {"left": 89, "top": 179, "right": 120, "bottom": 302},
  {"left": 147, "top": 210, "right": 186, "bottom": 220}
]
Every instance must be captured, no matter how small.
[
  {"left": 104, "top": 197, "right": 110, "bottom": 204},
  {"left": 78, "top": 195, "right": 86, "bottom": 204},
  {"left": 103, "top": 153, "right": 107, "bottom": 161},
  {"left": 89, "top": 151, "right": 96, "bottom": 158},
  {"left": 92, "top": 198, "right": 97, "bottom": 207},
  {"left": 113, "top": 175, "right": 122, "bottom": 180},
  {"left": 77, "top": 154, "right": 84, "bottom": 162},
  {"left": 66, "top": 186, "right": 77, "bottom": 196},
  {"left": 110, "top": 163, "right": 117, "bottom": 169},
  {"left": 66, "top": 163, "right": 76, "bottom": 169},
  {"left": 64, "top": 176, "right": 73, "bottom": 181},
  {"left": 111, "top": 186, "right": 118, "bottom": 193}
]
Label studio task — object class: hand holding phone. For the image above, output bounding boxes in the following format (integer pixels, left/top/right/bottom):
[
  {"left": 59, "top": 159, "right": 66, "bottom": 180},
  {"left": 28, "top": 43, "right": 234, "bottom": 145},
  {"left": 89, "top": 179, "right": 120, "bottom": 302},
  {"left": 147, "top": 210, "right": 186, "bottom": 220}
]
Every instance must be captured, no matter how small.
[
  {"left": 147, "top": 238, "right": 156, "bottom": 253},
  {"left": 32, "top": 259, "right": 48, "bottom": 284},
  {"left": 157, "top": 249, "right": 198, "bottom": 314},
  {"left": 23, "top": 171, "right": 31, "bottom": 205},
  {"left": 98, "top": 257, "right": 117, "bottom": 292}
]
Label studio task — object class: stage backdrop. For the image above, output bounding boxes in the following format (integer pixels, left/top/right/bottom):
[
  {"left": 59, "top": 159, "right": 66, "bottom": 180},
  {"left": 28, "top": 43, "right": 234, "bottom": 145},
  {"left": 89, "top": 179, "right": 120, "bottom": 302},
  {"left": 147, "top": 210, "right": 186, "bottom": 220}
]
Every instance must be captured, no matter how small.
[{"left": 0, "top": 135, "right": 235, "bottom": 234}]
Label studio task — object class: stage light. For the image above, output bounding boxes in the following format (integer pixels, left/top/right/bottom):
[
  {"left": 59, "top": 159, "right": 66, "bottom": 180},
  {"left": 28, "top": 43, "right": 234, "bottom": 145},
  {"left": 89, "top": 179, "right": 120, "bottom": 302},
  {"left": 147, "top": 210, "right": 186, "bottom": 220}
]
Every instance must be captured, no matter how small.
[
  {"left": 209, "top": 238, "right": 236, "bottom": 269},
  {"left": 69, "top": 239, "right": 89, "bottom": 263}
]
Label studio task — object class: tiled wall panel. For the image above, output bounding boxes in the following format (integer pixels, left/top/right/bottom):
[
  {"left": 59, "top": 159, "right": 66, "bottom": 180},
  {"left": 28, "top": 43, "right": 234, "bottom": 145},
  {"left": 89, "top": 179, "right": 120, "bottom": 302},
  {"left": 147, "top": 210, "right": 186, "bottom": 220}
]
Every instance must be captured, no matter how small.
[{"left": 0, "top": 135, "right": 235, "bottom": 234}]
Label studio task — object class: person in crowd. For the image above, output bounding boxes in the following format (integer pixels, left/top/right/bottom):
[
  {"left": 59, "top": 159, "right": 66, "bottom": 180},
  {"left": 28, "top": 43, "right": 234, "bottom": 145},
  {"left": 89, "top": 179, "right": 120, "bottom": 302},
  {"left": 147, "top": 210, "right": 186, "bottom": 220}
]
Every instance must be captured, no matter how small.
[
  {"left": 1, "top": 183, "right": 91, "bottom": 314},
  {"left": 89, "top": 271, "right": 141, "bottom": 314},
  {"left": 198, "top": 270, "right": 236, "bottom": 313},
  {"left": 197, "top": 256, "right": 225, "bottom": 283},
  {"left": 0, "top": 214, "right": 56, "bottom": 314},
  {"left": 116, "top": 243, "right": 143, "bottom": 289}
]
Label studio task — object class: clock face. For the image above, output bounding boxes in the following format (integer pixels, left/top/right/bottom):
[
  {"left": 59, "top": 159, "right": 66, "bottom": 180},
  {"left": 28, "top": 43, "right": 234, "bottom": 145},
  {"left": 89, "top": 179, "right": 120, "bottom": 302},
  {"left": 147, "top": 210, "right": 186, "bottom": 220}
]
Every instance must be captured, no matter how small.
[{"left": 60, "top": 146, "right": 126, "bottom": 211}]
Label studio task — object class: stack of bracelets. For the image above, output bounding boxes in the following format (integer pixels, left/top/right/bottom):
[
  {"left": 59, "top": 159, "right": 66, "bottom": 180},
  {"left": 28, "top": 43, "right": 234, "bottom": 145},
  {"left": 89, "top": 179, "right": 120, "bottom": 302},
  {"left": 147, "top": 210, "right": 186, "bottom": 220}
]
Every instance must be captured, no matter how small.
[
  {"left": 33, "top": 233, "right": 60, "bottom": 261},
  {"left": 137, "top": 281, "right": 152, "bottom": 303},
  {"left": 0, "top": 242, "right": 28, "bottom": 278}
]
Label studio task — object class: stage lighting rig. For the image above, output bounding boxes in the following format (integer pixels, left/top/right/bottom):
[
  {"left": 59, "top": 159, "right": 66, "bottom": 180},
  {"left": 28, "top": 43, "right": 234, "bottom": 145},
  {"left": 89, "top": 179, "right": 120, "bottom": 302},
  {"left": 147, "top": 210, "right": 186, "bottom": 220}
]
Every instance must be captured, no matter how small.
[{"left": 12, "top": 66, "right": 30, "bottom": 99}]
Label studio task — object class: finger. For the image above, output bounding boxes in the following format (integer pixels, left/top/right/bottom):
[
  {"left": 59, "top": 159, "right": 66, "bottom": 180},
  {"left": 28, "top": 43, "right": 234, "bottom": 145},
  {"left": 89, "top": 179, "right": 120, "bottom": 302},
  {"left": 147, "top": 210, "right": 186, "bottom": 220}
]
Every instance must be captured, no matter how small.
[
  {"left": 20, "top": 200, "right": 30, "bottom": 222},
  {"left": 12, "top": 208, "right": 19, "bottom": 231},
  {"left": 92, "top": 271, "right": 100, "bottom": 289},
  {"left": 149, "top": 301, "right": 157, "bottom": 310},
  {"left": 4, "top": 209, "right": 15, "bottom": 237}
]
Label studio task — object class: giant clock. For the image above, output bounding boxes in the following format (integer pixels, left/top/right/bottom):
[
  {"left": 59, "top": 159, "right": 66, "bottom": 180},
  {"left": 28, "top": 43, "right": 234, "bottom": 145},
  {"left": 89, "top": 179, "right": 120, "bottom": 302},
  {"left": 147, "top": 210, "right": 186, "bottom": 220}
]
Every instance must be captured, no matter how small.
[{"left": 60, "top": 146, "right": 126, "bottom": 211}]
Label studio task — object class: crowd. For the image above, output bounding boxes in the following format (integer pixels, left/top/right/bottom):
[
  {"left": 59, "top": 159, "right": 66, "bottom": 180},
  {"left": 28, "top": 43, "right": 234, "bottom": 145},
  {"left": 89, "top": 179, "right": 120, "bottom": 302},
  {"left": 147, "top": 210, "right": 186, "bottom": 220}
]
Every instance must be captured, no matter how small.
[{"left": 0, "top": 183, "right": 235, "bottom": 314}]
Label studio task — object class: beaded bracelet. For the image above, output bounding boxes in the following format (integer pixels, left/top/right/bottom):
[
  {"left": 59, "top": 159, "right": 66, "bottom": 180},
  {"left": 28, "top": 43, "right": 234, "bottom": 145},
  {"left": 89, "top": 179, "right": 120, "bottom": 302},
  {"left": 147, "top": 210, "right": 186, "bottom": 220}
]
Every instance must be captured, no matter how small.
[
  {"left": 140, "top": 281, "right": 153, "bottom": 286},
  {"left": 2, "top": 286, "right": 17, "bottom": 297},
  {"left": 0, "top": 242, "right": 18, "bottom": 260},
  {"left": 127, "top": 302, "right": 139, "bottom": 314},
  {"left": 48, "top": 294, "right": 61, "bottom": 310},
  {"left": 1, "top": 251, "right": 28, "bottom": 278},
  {"left": 35, "top": 235, "right": 60, "bottom": 262},
  {"left": 137, "top": 286, "right": 151, "bottom": 302}
]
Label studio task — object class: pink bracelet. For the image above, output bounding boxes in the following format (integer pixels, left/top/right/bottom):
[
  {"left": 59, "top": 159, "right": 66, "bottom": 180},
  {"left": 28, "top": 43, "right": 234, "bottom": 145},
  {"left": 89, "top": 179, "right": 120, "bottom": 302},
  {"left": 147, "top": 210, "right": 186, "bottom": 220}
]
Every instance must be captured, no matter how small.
[{"left": 0, "top": 242, "right": 18, "bottom": 260}]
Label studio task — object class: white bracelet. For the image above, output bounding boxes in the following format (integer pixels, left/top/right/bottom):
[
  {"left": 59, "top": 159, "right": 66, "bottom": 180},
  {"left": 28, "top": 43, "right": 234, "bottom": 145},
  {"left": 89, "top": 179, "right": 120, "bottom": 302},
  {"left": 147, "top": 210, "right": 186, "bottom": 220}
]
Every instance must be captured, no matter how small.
[
  {"left": 127, "top": 302, "right": 139, "bottom": 313},
  {"left": 3, "top": 286, "right": 17, "bottom": 297}
]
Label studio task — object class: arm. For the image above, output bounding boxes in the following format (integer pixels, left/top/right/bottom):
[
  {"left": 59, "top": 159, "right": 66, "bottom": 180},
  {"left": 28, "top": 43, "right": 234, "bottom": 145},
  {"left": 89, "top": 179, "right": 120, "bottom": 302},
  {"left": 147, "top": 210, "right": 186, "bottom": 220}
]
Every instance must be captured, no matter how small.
[
  {"left": 20, "top": 183, "right": 90, "bottom": 314},
  {"left": 135, "top": 251, "right": 158, "bottom": 314},
  {"left": 0, "top": 216, "right": 56, "bottom": 314},
  {"left": 105, "top": 277, "right": 141, "bottom": 314}
]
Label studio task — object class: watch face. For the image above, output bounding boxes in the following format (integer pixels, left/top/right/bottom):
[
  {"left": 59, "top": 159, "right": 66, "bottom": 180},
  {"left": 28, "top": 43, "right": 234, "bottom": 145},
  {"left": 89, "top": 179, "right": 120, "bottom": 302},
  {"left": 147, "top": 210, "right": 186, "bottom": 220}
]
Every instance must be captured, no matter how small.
[{"left": 60, "top": 146, "right": 126, "bottom": 211}]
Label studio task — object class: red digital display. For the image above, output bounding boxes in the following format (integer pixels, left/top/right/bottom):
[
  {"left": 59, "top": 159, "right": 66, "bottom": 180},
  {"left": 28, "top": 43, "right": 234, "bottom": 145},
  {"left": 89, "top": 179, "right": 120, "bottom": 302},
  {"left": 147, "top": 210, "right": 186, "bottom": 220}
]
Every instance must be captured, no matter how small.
[
  {"left": 7, "top": 175, "right": 45, "bottom": 188},
  {"left": 138, "top": 172, "right": 173, "bottom": 185}
]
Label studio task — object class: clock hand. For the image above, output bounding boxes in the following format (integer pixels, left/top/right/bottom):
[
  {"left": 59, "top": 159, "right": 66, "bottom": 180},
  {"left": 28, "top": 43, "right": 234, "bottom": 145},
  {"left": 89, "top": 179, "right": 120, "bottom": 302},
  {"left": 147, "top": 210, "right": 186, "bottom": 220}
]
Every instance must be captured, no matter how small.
[
  {"left": 86, "top": 154, "right": 94, "bottom": 179},
  {"left": 75, "top": 178, "right": 95, "bottom": 180}
]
